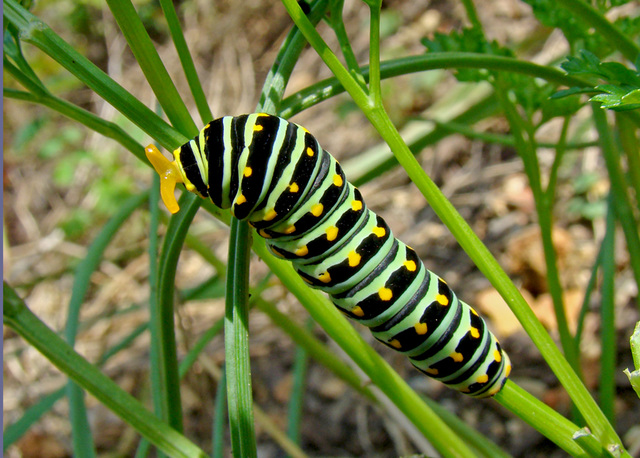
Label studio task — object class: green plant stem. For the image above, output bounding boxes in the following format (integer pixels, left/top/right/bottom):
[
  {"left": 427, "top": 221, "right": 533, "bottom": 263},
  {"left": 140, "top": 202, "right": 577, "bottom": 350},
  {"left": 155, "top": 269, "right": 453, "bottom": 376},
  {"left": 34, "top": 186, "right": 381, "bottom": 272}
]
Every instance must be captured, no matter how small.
[
  {"left": 3, "top": 283, "right": 208, "bottom": 458},
  {"left": 105, "top": 0, "right": 197, "bottom": 137},
  {"left": 554, "top": 0, "right": 640, "bottom": 62},
  {"left": 493, "top": 382, "right": 588, "bottom": 456},
  {"left": 600, "top": 194, "right": 617, "bottom": 425},
  {"left": 224, "top": 218, "right": 257, "bottom": 458},
  {"left": 153, "top": 193, "right": 202, "bottom": 433},
  {"left": 366, "top": 1, "right": 381, "bottom": 106},
  {"left": 158, "top": 0, "right": 213, "bottom": 124},
  {"left": 212, "top": 368, "right": 227, "bottom": 458}
]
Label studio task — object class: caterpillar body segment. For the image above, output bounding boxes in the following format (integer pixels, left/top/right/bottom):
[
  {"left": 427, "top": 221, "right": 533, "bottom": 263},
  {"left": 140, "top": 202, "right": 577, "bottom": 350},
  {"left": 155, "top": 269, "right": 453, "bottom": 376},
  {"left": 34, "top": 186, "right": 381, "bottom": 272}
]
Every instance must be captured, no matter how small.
[{"left": 146, "top": 113, "right": 511, "bottom": 397}]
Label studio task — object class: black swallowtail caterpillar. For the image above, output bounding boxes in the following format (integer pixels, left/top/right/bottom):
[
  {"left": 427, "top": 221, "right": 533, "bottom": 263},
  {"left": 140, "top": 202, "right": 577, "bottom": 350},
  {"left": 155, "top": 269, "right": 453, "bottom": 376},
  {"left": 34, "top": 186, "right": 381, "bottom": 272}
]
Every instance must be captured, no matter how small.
[{"left": 146, "top": 113, "right": 511, "bottom": 398}]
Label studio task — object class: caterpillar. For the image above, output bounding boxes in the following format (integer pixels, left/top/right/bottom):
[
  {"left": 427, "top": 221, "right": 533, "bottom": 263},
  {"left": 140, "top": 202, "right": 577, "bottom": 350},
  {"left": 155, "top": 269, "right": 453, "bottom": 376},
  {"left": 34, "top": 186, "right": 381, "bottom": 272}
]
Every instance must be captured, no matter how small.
[{"left": 146, "top": 113, "right": 511, "bottom": 398}]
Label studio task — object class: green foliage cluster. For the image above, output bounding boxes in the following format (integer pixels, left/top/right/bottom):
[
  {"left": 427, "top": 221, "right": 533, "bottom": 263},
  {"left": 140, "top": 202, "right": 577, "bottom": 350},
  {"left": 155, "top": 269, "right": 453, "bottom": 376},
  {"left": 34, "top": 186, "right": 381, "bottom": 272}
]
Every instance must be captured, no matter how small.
[{"left": 3, "top": 0, "right": 639, "bottom": 456}]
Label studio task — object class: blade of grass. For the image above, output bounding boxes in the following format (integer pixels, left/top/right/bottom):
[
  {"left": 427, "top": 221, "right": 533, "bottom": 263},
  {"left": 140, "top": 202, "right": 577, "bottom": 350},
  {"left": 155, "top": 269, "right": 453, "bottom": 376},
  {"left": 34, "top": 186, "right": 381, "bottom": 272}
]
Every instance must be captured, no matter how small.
[
  {"left": 105, "top": 0, "right": 197, "bottom": 137},
  {"left": 3, "top": 283, "right": 208, "bottom": 458}
]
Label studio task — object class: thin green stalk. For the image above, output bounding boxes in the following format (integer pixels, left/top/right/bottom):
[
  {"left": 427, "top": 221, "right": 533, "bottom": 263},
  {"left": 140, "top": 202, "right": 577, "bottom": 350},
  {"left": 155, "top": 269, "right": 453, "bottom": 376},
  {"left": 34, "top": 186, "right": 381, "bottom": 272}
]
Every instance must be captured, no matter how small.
[
  {"left": 600, "top": 195, "right": 617, "bottom": 425},
  {"left": 327, "top": 0, "right": 365, "bottom": 86},
  {"left": 158, "top": 0, "right": 213, "bottom": 124},
  {"left": 366, "top": 0, "right": 381, "bottom": 106},
  {"left": 286, "top": 317, "right": 313, "bottom": 448},
  {"left": 494, "top": 382, "right": 601, "bottom": 457},
  {"left": 554, "top": 0, "right": 640, "bottom": 62},
  {"left": 153, "top": 193, "right": 202, "bottom": 434},
  {"left": 105, "top": 0, "right": 197, "bottom": 137},
  {"left": 3, "top": 284, "right": 208, "bottom": 458},
  {"left": 147, "top": 171, "right": 166, "bottom": 458},
  {"left": 212, "top": 369, "right": 227, "bottom": 458},
  {"left": 3, "top": 0, "right": 184, "bottom": 150},
  {"left": 224, "top": 218, "right": 257, "bottom": 458},
  {"left": 592, "top": 104, "right": 640, "bottom": 308}
]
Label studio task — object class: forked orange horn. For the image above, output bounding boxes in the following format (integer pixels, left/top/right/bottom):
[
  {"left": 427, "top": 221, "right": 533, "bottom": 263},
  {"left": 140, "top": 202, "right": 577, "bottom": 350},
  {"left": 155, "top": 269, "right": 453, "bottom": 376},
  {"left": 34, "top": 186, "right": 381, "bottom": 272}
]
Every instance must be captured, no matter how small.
[{"left": 145, "top": 144, "right": 183, "bottom": 214}]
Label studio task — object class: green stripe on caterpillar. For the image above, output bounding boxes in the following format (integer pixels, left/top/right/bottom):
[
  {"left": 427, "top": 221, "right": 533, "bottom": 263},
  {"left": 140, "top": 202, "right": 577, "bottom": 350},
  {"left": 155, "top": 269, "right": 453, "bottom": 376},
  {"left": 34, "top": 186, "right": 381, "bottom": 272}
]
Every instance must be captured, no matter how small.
[{"left": 146, "top": 113, "right": 511, "bottom": 397}]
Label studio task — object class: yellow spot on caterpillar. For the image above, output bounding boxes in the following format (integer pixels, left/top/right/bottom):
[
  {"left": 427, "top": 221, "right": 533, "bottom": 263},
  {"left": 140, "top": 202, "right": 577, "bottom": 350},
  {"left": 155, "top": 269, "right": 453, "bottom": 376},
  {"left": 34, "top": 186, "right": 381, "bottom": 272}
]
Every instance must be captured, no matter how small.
[
  {"left": 301, "top": 276, "right": 313, "bottom": 284},
  {"left": 351, "top": 200, "right": 363, "bottom": 211},
  {"left": 243, "top": 167, "right": 252, "bottom": 177},
  {"left": 460, "top": 387, "right": 471, "bottom": 393},
  {"left": 425, "top": 367, "right": 438, "bottom": 375},
  {"left": 325, "top": 226, "right": 338, "bottom": 241},
  {"left": 318, "top": 271, "right": 331, "bottom": 283},
  {"left": 470, "top": 327, "right": 480, "bottom": 338},
  {"left": 436, "top": 294, "right": 449, "bottom": 306},
  {"left": 414, "top": 322, "right": 428, "bottom": 335},
  {"left": 294, "top": 245, "right": 309, "bottom": 256},
  {"left": 284, "top": 225, "right": 296, "bottom": 235},
  {"left": 310, "top": 203, "right": 323, "bottom": 217},
  {"left": 378, "top": 287, "right": 393, "bottom": 301},
  {"left": 372, "top": 226, "right": 386, "bottom": 237},
  {"left": 253, "top": 124, "right": 263, "bottom": 131},
  {"left": 289, "top": 182, "right": 299, "bottom": 193},
  {"left": 264, "top": 209, "right": 278, "bottom": 221},
  {"left": 403, "top": 260, "right": 417, "bottom": 271},
  {"left": 348, "top": 251, "right": 361, "bottom": 267},
  {"left": 333, "top": 174, "right": 343, "bottom": 187},
  {"left": 450, "top": 352, "right": 464, "bottom": 363},
  {"left": 259, "top": 229, "right": 271, "bottom": 239},
  {"left": 301, "top": 126, "right": 310, "bottom": 133},
  {"left": 236, "top": 194, "right": 247, "bottom": 205},
  {"left": 352, "top": 306, "right": 364, "bottom": 317},
  {"left": 476, "top": 374, "right": 489, "bottom": 384},
  {"left": 389, "top": 339, "right": 402, "bottom": 349},
  {"left": 494, "top": 349, "right": 502, "bottom": 362},
  {"left": 470, "top": 306, "right": 479, "bottom": 316},
  {"left": 306, "top": 147, "right": 314, "bottom": 157},
  {"left": 506, "top": 363, "right": 512, "bottom": 376}
]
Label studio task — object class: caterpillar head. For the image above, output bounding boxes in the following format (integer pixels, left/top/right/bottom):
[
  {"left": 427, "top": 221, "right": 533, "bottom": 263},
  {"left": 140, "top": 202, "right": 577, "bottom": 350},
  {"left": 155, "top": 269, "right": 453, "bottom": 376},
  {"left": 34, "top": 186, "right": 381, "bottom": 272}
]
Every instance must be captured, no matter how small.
[{"left": 145, "top": 144, "right": 185, "bottom": 214}]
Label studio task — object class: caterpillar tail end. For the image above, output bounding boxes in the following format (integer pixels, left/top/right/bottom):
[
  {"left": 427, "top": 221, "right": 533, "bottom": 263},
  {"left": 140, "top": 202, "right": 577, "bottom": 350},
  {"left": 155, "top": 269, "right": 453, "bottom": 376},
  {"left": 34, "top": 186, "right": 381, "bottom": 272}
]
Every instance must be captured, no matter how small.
[{"left": 145, "top": 144, "right": 183, "bottom": 214}]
